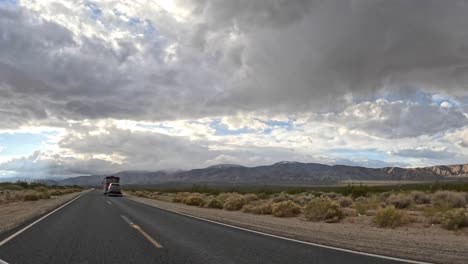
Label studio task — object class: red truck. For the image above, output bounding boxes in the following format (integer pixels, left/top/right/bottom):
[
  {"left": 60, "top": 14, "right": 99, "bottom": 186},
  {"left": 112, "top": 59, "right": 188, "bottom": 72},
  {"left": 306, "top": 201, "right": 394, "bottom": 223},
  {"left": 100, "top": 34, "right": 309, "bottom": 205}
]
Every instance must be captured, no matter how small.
[{"left": 103, "top": 176, "right": 122, "bottom": 196}]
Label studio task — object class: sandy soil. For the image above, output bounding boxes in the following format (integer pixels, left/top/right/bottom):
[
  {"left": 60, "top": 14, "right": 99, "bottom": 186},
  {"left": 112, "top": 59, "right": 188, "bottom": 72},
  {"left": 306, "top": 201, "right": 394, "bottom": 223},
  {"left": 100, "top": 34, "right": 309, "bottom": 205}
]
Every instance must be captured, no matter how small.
[
  {"left": 0, "top": 192, "right": 83, "bottom": 234},
  {"left": 128, "top": 195, "right": 468, "bottom": 264}
]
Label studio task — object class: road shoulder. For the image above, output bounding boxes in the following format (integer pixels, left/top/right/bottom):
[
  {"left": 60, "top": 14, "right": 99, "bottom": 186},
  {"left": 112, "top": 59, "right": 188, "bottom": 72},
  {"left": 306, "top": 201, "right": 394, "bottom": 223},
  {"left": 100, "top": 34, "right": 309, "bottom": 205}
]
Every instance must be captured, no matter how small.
[{"left": 127, "top": 195, "right": 468, "bottom": 264}]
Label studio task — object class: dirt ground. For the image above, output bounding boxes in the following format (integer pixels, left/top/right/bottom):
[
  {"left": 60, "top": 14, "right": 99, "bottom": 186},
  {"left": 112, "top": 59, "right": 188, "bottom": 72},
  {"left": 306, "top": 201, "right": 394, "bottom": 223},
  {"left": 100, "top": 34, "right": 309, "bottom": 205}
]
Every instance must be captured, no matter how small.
[
  {"left": 128, "top": 195, "right": 468, "bottom": 264},
  {"left": 0, "top": 192, "right": 83, "bottom": 234}
]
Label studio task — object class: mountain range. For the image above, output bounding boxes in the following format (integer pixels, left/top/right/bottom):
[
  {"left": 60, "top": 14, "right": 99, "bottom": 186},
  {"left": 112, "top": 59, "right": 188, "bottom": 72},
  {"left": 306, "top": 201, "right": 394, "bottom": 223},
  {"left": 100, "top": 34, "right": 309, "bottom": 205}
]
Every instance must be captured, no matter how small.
[{"left": 52, "top": 162, "right": 468, "bottom": 187}]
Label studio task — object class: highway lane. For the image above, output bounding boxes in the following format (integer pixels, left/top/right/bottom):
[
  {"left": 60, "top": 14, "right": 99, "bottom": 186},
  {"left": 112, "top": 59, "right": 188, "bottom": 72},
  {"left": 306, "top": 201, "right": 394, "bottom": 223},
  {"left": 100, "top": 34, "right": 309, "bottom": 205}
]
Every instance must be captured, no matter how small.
[{"left": 0, "top": 191, "right": 414, "bottom": 264}]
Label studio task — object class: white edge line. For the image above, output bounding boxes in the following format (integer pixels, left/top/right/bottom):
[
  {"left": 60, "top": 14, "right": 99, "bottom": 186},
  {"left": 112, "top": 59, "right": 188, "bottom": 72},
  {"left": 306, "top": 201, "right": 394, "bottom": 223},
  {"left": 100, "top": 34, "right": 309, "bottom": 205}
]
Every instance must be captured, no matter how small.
[
  {"left": 0, "top": 192, "right": 86, "bottom": 247},
  {"left": 0, "top": 258, "right": 9, "bottom": 264},
  {"left": 128, "top": 198, "right": 432, "bottom": 264}
]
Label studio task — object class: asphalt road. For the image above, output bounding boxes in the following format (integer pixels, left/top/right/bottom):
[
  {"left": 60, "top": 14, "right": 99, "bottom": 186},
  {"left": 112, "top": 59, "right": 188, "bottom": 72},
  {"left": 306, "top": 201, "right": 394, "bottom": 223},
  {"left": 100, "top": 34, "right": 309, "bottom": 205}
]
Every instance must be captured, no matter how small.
[{"left": 0, "top": 191, "right": 416, "bottom": 264}]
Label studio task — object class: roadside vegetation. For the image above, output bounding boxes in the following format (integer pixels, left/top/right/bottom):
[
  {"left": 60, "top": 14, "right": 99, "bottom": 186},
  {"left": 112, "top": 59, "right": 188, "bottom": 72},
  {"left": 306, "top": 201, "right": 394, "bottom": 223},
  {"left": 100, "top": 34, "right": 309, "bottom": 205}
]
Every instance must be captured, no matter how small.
[
  {"left": 0, "top": 181, "right": 82, "bottom": 205},
  {"left": 126, "top": 182, "right": 468, "bottom": 231}
]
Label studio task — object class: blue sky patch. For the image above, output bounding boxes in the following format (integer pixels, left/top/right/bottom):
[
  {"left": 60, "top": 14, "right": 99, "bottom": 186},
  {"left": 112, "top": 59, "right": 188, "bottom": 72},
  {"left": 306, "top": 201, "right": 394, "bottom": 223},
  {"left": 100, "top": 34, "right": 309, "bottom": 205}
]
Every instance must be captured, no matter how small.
[
  {"left": 328, "top": 148, "right": 388, "bottom": 161},
  {"left": 0, "top": 132, "right": 53, "bottom": 156}
]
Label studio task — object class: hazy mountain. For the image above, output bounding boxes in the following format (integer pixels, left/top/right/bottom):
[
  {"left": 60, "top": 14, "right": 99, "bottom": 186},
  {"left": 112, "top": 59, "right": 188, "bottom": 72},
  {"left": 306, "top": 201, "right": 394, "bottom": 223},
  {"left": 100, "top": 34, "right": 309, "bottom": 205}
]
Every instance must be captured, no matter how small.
[{"left": 53, "top": 162, "right": 468, "bottom": 187}]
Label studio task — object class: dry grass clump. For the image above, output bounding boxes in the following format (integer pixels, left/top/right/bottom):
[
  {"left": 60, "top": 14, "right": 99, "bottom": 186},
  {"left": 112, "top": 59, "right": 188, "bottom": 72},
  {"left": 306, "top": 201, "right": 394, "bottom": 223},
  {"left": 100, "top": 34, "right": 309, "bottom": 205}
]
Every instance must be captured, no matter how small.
[
  {"left": 37, "top": 191, "right": 51, "bottom": 199},
  {"left": 338, "top": 196, "right": 353, "bottom": 208},
  {"left": 386, "top": 194, "right": 413, "bottom": 209},
  {"left": 243, "top": 193, "right": 259, "bottom": 202},
  {"left": 183, "top": 195, "right": 205, "bottom": 206},
  {"left": 410, "top": 191, "right": 430, "bottom": 204},
  {"left": 271, "top": 201, "right": 301, "bottom": 217},
  {"left": 354, "top": 195, "right": 381, "bottom": 215},
  {"left": 321, "top": 192, "right": 341, "bottom": 200},
  {"left": 23, "top": 193, "right": 39, "bottom": 201},
  {"left": 440, "top": 209, "right": 468, "bottom": 230},
  {"left": 0, "top": 184, "right": 24, "bottom": 191},
  {"left": 271, "top": 193, "right": 290, "bottom": 203},
  {"left": 172, "top": 192, "right": 190, "bottom": 203},
  {"left": 304, "top": 198, "right": 344, "bottom": 223},
  {"left": 34, "top": 186, "right": 49, "bottom": 193},
  {"left": 224, "top": 195, "right": 247, "bottom": 211},
  {"left": 373, "top": 206, "right": 408, "bottom": 228},
  {"left": 206, "top": 198, "right": 223, "bottom": 209},
  {"left": 50, "top": 189, "right": 63, "bottom": 196},
  {"left": 292, "top": 194, "right": 315, "bottom": 205},
  {"left": 217, "top": 192, "right": 237, "bottom": 203},
  {"left": 242, "top": 201, "right": 273, "bottom": 215},
  {"left": 432, "top": 191, "right": 466, "bottom": 209}
]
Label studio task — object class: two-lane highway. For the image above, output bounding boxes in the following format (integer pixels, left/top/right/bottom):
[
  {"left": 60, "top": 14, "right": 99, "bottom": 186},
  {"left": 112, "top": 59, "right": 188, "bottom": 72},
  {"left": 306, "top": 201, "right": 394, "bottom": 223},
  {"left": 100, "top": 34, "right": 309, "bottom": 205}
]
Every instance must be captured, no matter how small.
[{"left": 0, "top": 191, "right": 420, "bottom": 264}]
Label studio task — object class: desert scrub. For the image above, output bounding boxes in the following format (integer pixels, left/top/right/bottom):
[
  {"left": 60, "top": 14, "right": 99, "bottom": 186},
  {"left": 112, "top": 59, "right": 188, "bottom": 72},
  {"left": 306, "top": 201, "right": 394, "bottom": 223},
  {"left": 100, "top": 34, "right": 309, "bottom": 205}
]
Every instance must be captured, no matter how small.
[
  {"left": 243, "top": 193, "right": 259, "bottom": 202},
  {"left": 37, "top": 191, "right": 51, "bottom": 199},
  {"left": 172, "top": 192, "right": 190, "bottom": 203},
  {"left": 292, "top": 194, "right": 314, "bottom": 205},
  {"left": 49, "top": 190, "right": 63, "bottom": 196},
  {"left": 410, "top": 191, "right": 430, "bottom": 204},
  {"left": 206, "top": 198, "right": 223, "bottom": 209},
  {"left": 271, "top": 201, "right": 301, "bottom": 217},
  {"left": 223, "top": 195, "right": 247, "bottom": 211},
  {"left": 23, "top": 193, "right": 39, "bottom": 201},
  {"left": 304, "top": 198, "right": 343, "bottom": 223},
  {"left": 440, "top": 209, "right": 468, "bottom": 230},
  {"left": 338, "top": 196, "right": 353, "bottom": 208},
  {"left": 386, "top": 194, "right": 413, "bottom": 209},
  {"left": 183, "top": 195, "right": 205, "bottom": 206},
  {"left": 271, "top": 193, "right": 290, "bottom": 203},
  {"left": 242, "top": 201, "right": 273, "bottom": 215},
  {"left": 217, "top": 193, "right": 237, "bottom": 203},
  {"left": 0, "top": 184, "right": 24, "bottom": 191},
  {"left": 34, "top": 186, "right": 49, "bottom": 193},
  {"left": 321, "top": 192, "right": 341, "bottom": 200},
  {"left": 373, "top": 206, "right": 407, "bottom": 228},
  {"left": 432, "top": 191, "right": 466, "bottom": 210}
]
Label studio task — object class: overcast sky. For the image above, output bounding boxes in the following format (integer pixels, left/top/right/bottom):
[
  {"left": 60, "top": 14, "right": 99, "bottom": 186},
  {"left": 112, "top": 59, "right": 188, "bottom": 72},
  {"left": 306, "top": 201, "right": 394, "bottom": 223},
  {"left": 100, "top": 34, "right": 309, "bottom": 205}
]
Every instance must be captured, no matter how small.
[{"left": 0, "top": 0, "right": 468, "bottom": 178}]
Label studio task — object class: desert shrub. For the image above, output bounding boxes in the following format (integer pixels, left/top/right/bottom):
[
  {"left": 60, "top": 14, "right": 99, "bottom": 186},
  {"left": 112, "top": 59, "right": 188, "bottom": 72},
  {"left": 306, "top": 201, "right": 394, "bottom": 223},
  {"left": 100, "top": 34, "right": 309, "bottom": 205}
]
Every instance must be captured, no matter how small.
[
  {"left": 354, "top": 197, "right": 369, "bottom": 215},
  {"left": 183, "top": 195, "right": 205, "bottom": 206},
  {"left": 271, "top": 193, "right": 290, "bottom": 203},
  {"left": 271, "top": 201, "right": 301, "bottom": 217},
  {"left": 206, "top": 198, "right": 223, "bottom": 209},
  {"left": 386, "top": 194, "right": 413, "bottom": 209},
  {"left": 432, "top": 191, "right": 466, "bottom": 210},
  {"left": 38, "top": 191, "right": 51, "bottom": 199},
  {"left": 321, "top": 192, "right": 340, "bottom": 200},
  {"left": 257, "top": 192, "right": 270, "bottom": 199},
  {"left": 34, "top": 186, "right": 49, "bottom": 193},
  {"left": 423, "top": 207, "right": 443, "bottom": 225},
  {"left": 440, "top": 209, "right": 468, "bottom": 230},
  {"left": 23, "top": 193, "right": 39, "bottom": 201},
  {"left": 135, "top": 191, "right": 146, "bottom": 197},
  {"left": 373, "top": 206, "right": 407, "bottom": 228},
  {"left": 304, "top": 198, "right": 344, "bottom": 223},
  {"left": 242, "top": 201, "right": 273, "bottom": 215},
  {"left": 410, "top": 191, "right": 430, "bottom": 204},
  {"left": 243, "top": 194, "right": 259, "bottom": 202},
  {"left": 172, "top": 192, "right": 190, "bottom": 203},
  {"left": 217, "top": 193, "right": 236, "bottom": 203},
  {"left": 292, "top": 194, "right": 314, "bottom": 205},
  {"left": 0, "top": 184, "right": 24, "bottom": 191},
  {"left": 377, "top": 192, "right": 393, "bottom": 202},
  {"left": 338, "top": 196, "right": 353, "bottom": 208},
  {"left": 224, "top": 195, "right": 247, "bottom": 211},
  {"left": 49, "top": 190, "right": 63, "bottom": 196}
]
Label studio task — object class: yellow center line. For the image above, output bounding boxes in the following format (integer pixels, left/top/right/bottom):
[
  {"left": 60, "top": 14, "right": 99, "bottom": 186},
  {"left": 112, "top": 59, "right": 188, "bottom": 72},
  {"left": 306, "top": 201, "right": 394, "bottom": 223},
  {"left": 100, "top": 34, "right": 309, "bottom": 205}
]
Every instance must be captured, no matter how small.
[{"left": 131, "top": 224, "right": 164, "bottom": 249}]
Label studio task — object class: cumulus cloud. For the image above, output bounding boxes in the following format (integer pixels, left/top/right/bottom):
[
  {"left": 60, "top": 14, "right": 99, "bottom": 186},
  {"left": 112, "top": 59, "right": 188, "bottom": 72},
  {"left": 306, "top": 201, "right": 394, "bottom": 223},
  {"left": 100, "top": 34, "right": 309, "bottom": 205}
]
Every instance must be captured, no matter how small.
[{"left": 1, "top": 0, "right": 468, "bottom": 176}]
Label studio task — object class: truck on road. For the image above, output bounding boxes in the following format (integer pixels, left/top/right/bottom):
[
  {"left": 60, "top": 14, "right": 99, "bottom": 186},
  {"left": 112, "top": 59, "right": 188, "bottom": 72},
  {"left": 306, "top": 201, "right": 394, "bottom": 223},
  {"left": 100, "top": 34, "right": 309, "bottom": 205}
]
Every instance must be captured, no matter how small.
[{"left": 103, "top": 176, "right": 122, "bottom": 196}]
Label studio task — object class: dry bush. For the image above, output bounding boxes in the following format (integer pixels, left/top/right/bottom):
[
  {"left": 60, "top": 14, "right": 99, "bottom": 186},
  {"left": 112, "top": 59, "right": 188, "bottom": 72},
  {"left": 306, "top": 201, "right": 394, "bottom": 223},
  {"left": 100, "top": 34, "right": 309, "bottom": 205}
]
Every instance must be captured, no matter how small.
[
  {"left": 23, "top": 193, "right": 39, "bottom": 201},
  {"left": 206, "top": 198, "right": 223, "bottom": 209},
  {"left": 440, "top": 209, "right": 468, "bottom": 230},
  {"left": 135, "top": 191, "right": 146, "bottom": 198},
  {"left": 321, "top": 192, "right": 341, "bottom": 200},
  {"left": 224, "top": 195, "right": 247, "bottom": 211},
  {"left": 34, "top": 186, "right": 49, "bottom": 193},
  {"left": 172, "top": 192, "right": 190, "bottom": 203},
  {"left": 292, "top": 194, "right": 315, "bottom": 205},
  {"left": 38, "top": 191, "right": 51, "bottom": 199},
  {"left": 377, "top": 192, "right": 393, "bottom": 202},
  {"left": 183, "top": 195, "right": 205, "bottom": 206},
  {"left": 271, "top": 193, "right": 290, "bottom": 203},
  {"left": 271, "top": 201, "right": 301, "bottom": 217},
  {"left": 432, "top": 191, "right": 466, "bottom": 210},
  {"left": 386, "top": 194, "right": 413, "bottom": 209},
  {"left": 0, "top": 184, "right": 24, "bottom": 191},
  {"left": 50, "top": 190, "right": 63, "bottom": 196},
  {"left": 410, "top": 191, "right": 430, "bottom": 204},
  {"left": 338, "top": 196, "right": 353, "bottom": 208},
  {"left": 217, "top": 193, "right": 237, "bottom": 203},
  {"left": 242, "top": 201, "right": 273, "bottom": 215},
  {"left": 243, "top": 194, "right": 259, "bottom": 202},
  {"left": 373, "top": 206, "right": 408, "bottom": 228},
  {"left": 257, "top": 192, "right": 270, "bottom": 199},
  {"left": 304, "top": 198, "right": 344, "bottom": 223},
  {"left": 423, "top": 207, "right": 443, "bottom": 225}
]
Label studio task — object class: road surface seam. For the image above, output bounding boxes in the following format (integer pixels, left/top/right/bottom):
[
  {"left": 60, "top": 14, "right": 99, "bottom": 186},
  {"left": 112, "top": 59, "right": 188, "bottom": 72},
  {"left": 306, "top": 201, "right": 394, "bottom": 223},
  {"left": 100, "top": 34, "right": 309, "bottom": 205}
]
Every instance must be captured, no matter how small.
[
  {"left": 0, "top": 192, "right": 86, "bottom": 248},
  {"left": 120, "top": 215, "right": 163, "bottom": 249},
  {"left": 128, "top": 198, "right": 432, "bottom": 264}
]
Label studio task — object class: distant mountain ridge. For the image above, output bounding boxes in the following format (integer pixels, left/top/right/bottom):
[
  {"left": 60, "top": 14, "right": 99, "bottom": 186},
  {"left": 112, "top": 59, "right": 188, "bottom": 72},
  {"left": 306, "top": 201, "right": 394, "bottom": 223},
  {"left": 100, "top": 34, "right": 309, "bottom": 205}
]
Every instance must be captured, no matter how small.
[{"left": 55, "top": 162, "right": 468, "bottom": 187}]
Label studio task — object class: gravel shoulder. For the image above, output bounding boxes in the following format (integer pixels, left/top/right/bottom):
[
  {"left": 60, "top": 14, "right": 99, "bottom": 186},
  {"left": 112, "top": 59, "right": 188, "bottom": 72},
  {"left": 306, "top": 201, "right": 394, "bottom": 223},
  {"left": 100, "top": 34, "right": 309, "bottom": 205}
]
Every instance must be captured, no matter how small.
[
  {"left": 128, "top": 195, "right": 468, "bottom": 264},
  {"left": 0, "top": 192, "right": 84, "bottom": 235}
]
